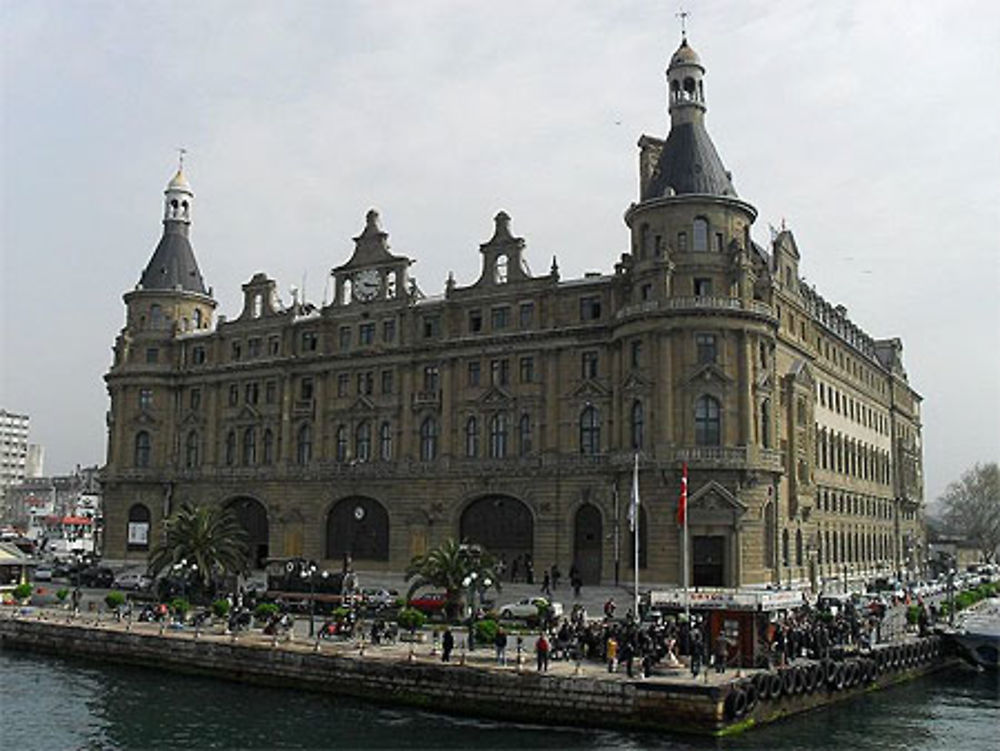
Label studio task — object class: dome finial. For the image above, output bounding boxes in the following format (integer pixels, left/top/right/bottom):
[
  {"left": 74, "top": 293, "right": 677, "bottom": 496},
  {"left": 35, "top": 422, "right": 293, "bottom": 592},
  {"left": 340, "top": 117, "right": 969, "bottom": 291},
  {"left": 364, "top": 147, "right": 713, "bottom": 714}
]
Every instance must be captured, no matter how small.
[{"left": 676, "top": 6, "right": 690, "bottom": 43}]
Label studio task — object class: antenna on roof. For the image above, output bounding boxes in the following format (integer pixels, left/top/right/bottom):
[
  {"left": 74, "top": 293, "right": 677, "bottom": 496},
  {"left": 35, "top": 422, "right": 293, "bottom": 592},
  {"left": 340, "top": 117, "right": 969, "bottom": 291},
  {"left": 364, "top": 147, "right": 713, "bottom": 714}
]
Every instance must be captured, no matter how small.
[{"left": 177, "top": 147, "right": 187, "bottom": 171}]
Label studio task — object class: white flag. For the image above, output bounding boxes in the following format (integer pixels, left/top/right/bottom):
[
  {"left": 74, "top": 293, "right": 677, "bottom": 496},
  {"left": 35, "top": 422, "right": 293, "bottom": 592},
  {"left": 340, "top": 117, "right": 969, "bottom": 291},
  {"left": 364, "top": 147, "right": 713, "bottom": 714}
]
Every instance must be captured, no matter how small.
[{"left": 628, "top": 453, "right": 640, "bottom": 532}]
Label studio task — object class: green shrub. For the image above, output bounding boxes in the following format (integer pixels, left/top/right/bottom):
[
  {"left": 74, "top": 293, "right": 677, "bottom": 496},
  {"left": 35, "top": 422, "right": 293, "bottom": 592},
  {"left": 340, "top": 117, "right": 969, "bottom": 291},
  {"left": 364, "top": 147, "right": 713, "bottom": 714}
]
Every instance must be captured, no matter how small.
[
  {"left": 397, "top": 607, "right": 427, "bottom": 632},
  {"left": 56, "top": 588, "right": 69, "bottom": 602},
  {"left": 212, "top": 599, "right": 231, "bottom": 618},
  {"left": 13, "top": 583, "right": 32, "bottom": 601},
  {"left": 331, "top": 606, "right": 351, "bottom": 620},
  {"left": 254, "top": 602, "right": 279, "bottom": 622},
  {"left": 105, "top": 591, "right": 126, "bottom": 609},
  {"left": 170, "top": 597, "right": 192, "bottom": 618},
  {"left": 474, "top": 618, "right": 499, "bottom": 644}
]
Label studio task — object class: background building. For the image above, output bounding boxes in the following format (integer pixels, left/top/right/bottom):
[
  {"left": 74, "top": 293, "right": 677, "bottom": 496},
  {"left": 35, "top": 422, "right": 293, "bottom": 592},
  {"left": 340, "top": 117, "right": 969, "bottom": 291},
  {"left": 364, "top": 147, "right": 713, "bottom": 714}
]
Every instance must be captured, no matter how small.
[
  {"left": 0, "top": 409, "right": 43, "bottom": 521},
  {"left": 101, "top": 35, "right": 925, "bottom": 589}
]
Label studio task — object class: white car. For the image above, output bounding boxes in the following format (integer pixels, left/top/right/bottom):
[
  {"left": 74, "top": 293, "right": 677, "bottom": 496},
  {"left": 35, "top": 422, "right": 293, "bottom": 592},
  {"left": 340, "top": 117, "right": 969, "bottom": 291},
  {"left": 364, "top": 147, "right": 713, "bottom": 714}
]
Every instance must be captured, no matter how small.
[
  {"left": 497, "top": 597, "right": 564, "bottom": 620},
  {"left": 113, "top": 571, "right": 151, "bottom": 591}
]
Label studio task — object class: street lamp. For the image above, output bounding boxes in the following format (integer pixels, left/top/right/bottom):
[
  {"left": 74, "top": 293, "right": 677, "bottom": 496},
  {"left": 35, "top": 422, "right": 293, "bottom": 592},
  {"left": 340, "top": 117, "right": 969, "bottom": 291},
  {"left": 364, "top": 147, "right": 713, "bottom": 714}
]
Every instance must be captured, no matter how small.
[
  {"left": 300, "top": 564, "right": 329, "bottom": 637},
  {"left": 947, "top": 567, "right": 956, "bottom": 628},
  {"left": 463, "top": 571, "right": 478, "bottom": 651}
]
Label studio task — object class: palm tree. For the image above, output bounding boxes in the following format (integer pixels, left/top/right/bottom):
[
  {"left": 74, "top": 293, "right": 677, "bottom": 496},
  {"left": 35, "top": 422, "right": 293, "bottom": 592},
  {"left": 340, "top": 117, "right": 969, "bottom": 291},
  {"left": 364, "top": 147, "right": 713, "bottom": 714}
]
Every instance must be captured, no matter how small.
[
  {"left": 405, "top": 539, "right": 501, "bottom": 621},
  {"left": 148, "top": 503, "right": 249, "bottom": 599}
]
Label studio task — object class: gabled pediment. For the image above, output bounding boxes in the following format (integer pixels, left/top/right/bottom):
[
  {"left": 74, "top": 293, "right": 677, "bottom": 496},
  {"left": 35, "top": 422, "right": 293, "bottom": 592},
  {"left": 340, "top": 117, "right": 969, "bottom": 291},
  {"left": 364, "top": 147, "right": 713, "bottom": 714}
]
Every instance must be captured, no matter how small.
[
  {"left": 786, "top": 359, "right": 815, "bottom": 387},
  {"left": 180, "top": 411, "right": 203, "bottom": 427},
  {"left": 236, "top": 405, "right": 261, "bottom": 422},
  {"left": 684, "top": 363, "right": 733, "bottom": 388},
  {"left": 351, "top": 396, "right": 376, "bottom": 412},
  {"left": 688, "top": 480, "right": 748, "bottom": 514},
  {"left": 131, "top": 410, "right": 158, "bottom": 427},
  {"left": 755, "top": 371, "right": 774, "bottom": 391},
  {"left": 622, "top": 371, "right": 652, "bottom": 393},
  {"left": 478, "top": 386, "right": 513, "bottom": 405},
  {"left": 570, "top": 379, "right": 611, "bottom": 399}
]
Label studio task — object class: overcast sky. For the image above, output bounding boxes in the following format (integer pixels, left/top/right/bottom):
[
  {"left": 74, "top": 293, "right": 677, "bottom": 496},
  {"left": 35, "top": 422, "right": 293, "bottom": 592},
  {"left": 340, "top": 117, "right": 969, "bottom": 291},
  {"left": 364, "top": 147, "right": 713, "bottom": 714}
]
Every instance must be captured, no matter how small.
[{"left": 2, "top": 0, "right": 998, "bottom": 507}]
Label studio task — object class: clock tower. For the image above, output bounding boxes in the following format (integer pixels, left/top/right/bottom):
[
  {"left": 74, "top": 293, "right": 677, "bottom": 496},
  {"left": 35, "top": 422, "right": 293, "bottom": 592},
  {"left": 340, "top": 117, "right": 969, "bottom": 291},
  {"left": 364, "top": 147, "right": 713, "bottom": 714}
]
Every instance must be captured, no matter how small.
[{"left": 330, "top": 209, "right": 414, "bottom": 306}]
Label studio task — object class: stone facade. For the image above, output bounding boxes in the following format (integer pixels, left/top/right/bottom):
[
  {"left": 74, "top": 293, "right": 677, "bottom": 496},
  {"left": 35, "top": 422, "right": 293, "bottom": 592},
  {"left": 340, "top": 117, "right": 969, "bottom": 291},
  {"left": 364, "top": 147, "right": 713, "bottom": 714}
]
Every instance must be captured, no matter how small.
[{"left": 102, "top": 36, "right": 925, "bottom": 589}]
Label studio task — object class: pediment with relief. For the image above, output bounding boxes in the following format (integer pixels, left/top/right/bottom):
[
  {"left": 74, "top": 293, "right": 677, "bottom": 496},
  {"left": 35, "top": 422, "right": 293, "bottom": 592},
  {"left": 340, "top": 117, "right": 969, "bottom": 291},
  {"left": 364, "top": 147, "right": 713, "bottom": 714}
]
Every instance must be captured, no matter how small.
[
  {"left": 622, "top": 371, "right": 652, "bottom": 394},
  {"left": 130, "top": 410, "right": 158, "bottom": 427},
  {"left": 236, "top": 405, "right": 261, "bottom": 422},
  {"left": 351, "top": 396, "right": 376, "bottom": 412},
  {"left": 786, "top": 359, "right": 815, "bottom": 388},
  {"left": 688, "top": 480, "right": 748, "bottom": 515},
  {"left": 478, "top": 386, "right": 513, "bottom": 405},
  {"left": 683, "top": 363, "right": 733, "bottom": 388},
  {"left": 180, "top": 411, "right": 204, "bottom": 427},
  {"left": 570, "top": 379, "right": 611, "bottom": 399}
]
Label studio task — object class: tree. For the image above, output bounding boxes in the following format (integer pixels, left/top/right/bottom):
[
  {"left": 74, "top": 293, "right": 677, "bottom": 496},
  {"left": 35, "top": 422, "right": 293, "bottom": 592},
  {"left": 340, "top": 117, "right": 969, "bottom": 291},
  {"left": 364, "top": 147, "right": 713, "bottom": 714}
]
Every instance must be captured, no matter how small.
[
  {"left": 939, "top": 462, "right": 1000, "bottom": 563},
  {"left": 148, "top": 503, "right": 249, "bottom": 597},
  {"left": 404, "top": 539, "right": 501, "bottom": 621}
]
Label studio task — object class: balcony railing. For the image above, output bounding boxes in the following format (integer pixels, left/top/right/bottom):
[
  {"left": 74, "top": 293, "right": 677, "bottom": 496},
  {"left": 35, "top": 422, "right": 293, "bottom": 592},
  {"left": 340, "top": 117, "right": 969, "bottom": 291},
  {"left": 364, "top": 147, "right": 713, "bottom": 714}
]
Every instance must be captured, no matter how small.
[{"left": 616, "top": 296, "right": 775, "bottom": 320}]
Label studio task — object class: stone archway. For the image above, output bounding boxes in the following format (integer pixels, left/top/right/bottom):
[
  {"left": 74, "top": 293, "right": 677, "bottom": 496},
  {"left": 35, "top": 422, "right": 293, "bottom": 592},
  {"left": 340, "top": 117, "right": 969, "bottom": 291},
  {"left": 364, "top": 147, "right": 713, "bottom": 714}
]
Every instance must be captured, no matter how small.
[
  {"left": 326, "top": 497, "right": 390, "bottom": 562},
  {"left": 573, "top": 503, "right": 603, "bottom": 585},
  {"left": 225, "top": 496, "right": 269, "bottom": 569},
  {"left": 459, "top": 495, "right": 533, "bottom": 571}
]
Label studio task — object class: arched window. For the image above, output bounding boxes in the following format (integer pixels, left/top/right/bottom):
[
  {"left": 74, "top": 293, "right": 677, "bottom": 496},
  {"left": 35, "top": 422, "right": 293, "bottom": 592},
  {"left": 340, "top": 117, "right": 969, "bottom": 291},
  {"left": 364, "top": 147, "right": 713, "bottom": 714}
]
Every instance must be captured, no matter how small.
[
  {"left": 763, "top": 502, "right": 775, "bottom": 567},
  {"left": 817, "top": 531, "right": 824, "bottom": 565},
  {"left": 355, "top": 421, "right": 371, "bottom": 462},
  {"left": 150, "top": 304, "right": 164, "bottom": 329},
  {"left": 494, "top": 254, "right": 508, "bottom": 284},
  {"left": 692, "top": 217, "right": 709, "bottom": 251},
  {"left": 782, "top": 528, "right": 790, "bottom": 567},
  {"left": 134, "top": 431, "right": 151, "bottom": 468},
  {"left": 296, "top": 423, "right": 312, "bottom": 464},
  {"left": 630, "top": 401, "right": 644, "bottom": 450},
  {"left": 639, "top": 224, "right": 650, "bottom": 259},
  {"left": 335, "top": 425, "right": 348, "bottom": 462},
  {"left": 465, "top": 417, "right": 479, "bottom": 458},
  {"left": 185, "top": 430, "right": 199, "bottom": 468},
  {"left": 694, "top": 395, "right": 721, "bottom": 446},
  {"left": 193, "top": 309, "right": 203, "bottom": 329},
  {"left": 579, "top": 406, "right": 600, "bottom": 455},
  {"left": 127, "top": 504, "right": 151, "bottom": 551},
  {"left": 379, "top": 422, "right": 392, "bottom": 461},
  {"left": 519, "top": 413, "right": 532, "bottom": 456},
  {"left": 225, "top": 431, "right": 236, "bottom": 466},
  {"left": 489, "top": 413, "right": 508, "bottom": 458},
  {"left": 242, "top": 428, "right": 256, "bottom": 465},
  {"left": 420, "top": 417, "right": 438, "bottom": 461},
  {"left": 795, "top": 528, "right": 803, "bottom": 566},
  {"left": 262, "top": 429, "right": 275, "bottom": 465}
]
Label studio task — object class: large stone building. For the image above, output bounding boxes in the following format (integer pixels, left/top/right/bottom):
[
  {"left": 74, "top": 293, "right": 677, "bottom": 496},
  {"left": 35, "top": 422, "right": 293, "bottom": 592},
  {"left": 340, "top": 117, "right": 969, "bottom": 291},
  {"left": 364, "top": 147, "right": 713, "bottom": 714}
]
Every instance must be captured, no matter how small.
[{"left": 102, "top": 35, "right": 925, "bottom": 590}]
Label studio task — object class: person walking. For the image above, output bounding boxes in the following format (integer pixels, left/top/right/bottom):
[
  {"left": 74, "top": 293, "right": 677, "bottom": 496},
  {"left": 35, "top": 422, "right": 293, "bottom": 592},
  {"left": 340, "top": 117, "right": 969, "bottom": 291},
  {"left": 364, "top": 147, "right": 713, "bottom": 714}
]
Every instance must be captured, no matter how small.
[
  {"left": 714, "top": 633, "right": 728, "bottom": 674},
  {"left": 535, "top": 632, "right": 550, "bottom": 671},
  {"left": 494, "top": 627, "right": 508, "bottom": 666},
  {"left": 606, "top": 634, "right": 619, "bottom": 673},
  {"left": 442, "top": 628, "right": 455, "bottom": 663},
  {"left": 541, "top": 570, "right": 552, "bottom": 597}
]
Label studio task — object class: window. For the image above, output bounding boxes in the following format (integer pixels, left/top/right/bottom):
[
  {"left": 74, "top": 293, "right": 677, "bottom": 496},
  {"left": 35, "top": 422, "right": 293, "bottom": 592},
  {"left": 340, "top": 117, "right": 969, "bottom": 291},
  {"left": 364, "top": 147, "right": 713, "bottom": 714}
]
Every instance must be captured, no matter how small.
[
  {"left": 381, "top": 369, "right": 393, "bottom": 395},
  {"left": 339, "top": 326, "right": 351, "bottom": 351},
  {"left": 639, "top": 223, "right": 650, "bottom": 258},
  {"left": 192, "top": 346, "right": 206, "bottom": 365},
  {"left": 265, "top": 381, "right": 276, "bottom": 404},
  {"left": 379, "top": 422, "right": 392, "bottom": 461},
  {"left": 519, "top": 414, "right": 532, "bottom": 456},
  {"left": 423, "top": 365, "right": 439, "bottom": 392},
  {"left": 782, "top": 529, "right": 790, "bottom": 567},
  {"left": 696, "top": 333, "right": 717, "bottom": 364},
  {"left": 146, "top": 347, "right": 159, "bottom": 364},
  {"left": 335, "top": 425, "right": 348, "bottom": 462},
  {"left": 797, "top": 397, "right": 807, "bottom": 425},
  {"left": 631, "top": 401, "right": 644, "bottom": 450},
  {"left": 692, "top": 218, "right": 708, "bottom": 251},
  {"left": 519, "top": 356, "right": 534, "bottom": 383},
  {"left": 641, "top": 283, "right": 652, "bottom": 300},
  {"left": 300, "top": 377, "right": 314, "bottom": 401},
  {"left": 193, "top": 309, "right": 203, "bottom": 329},
  {"left": 630, "top": 340, "right": 642, "bottom": 368},
  {"left": 715, "top": 232, "right": 724, "bottom": 252},
  {"left": 242, "top": 428, "right": 256, "bottom": 465},
  {"left": 693, "top": 277, "right": 712, "bottom": 296},
  {"left": 139, "top": 388, "right": 153, "bottom": 410},
  {"left": 337, "top": 373, "right": 349, "bottom": 397},
  {"left": 297, "top": 424, "right": 312, "bottom": 464},
  {"left": 248, "top": 337, "right": 262, "bottom": 358},
  {"left": 356, "top": 421, "right": 371, "bottom": 462},
  {"left": 580, "top": 296, "right": 602, "bottom": 321},
  {"left": 253, "top": 294, "right": 263, "bottom": 318},
  {"left": 581, "top": 351, "right": 598, "bottom": 379},
  {"left": 489, "top": 413, "right": 508, "bottom": 458},
  {"left": 245, "top": 382, "right": 259, "bottom": 405},
  {"left": 225, "top": 431, "right": 236, "bottom": 466},
  {"left": 262, "top": 429, "right": 274, "bottom": 464},
  {"left": 189, "top": 388, "right": 201, "bottom": 411},
  {"left": 359, "top": 323, "right": 375, "bottom": 346},
  {"left": 579, "top": 406, "right": 600, "bottom": 455},
  {"left": 268, "top": 337, "right": 280, "bottom": 356},
  {"left": 677, "top": 232, "right": 688, "bottom": 251},
  {"left": 494, "top": 254, "right": 508, "bottom": 284},
  {"left": 357, "top": 371, "right": 373, "bottom": 396},
  {"left": 231, "top": 342, "right": 241, "bottom": 361},
  {"left": 761, "top": 398, "right": 771, "bottom": 448},
  {"left": 694, "top": 395, "right": 721, "bottom": 446},
  {"left": 228, "top": 385, "right": 239, "bottom": 407},
  {"left": 185, "top": 431, "right": 199, "bottom": 468},
  {"left": 467, "top": 360, "right": 481, "bottom": 387},
  {"left": 127, "top": 504, "right": 151, "bottom": 551},
  {"left": 465, "top": 417, "right": 480, "bottom": 458},
  {"left": 420, "top": 417, "right": 438, "bottom": 461},
  {"left": 491, "top": 306, "right": 510, "bottom": 330},
  {"left": 422, "top": 315, "right": 440, "bottom": 338},
  {"left": 490, "top": 358, "right": 510, "bottom": 386},
  {"left": 469, "top": 310, "right": 483, "bottom": 333},
  {"left": 795, "top": 529, "right": 803, "bottom": 566},
  {"left": 383, "top": 320, "right": 396, "bottom": 343},
  {"left": 519, "top": 303, "right": 534, "bottom": 329}
]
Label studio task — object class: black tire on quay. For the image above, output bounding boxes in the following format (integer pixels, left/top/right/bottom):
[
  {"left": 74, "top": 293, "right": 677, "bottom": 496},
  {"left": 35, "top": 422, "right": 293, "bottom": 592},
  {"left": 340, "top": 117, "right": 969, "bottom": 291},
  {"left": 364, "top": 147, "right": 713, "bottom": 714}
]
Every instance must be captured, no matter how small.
[
  {"left": 834, "top": 663, "right": 846, "bottom": 691},
  {"left": 725, "top": 689, "right": 745, "bottom": 720},
  {"left": 782, "top": 668, "right": 795, "bottom": 695},
  {"left": 824, "top": 659, "right": 839, "bottom": 687},
  {"left": 769, "top": 672, "right": 784, "bottom": 699},
  {"left": 752, "top": 671, "right": 770, "bottom": 698},
  {"left": 793, "top": 666, "right": 807, "bottom": 694},
  {"left": 804, "top": 663, "right": 818, "bottom": 693},
  {"left": 742, "top": 681, "right": 758, "bottom": 713}
]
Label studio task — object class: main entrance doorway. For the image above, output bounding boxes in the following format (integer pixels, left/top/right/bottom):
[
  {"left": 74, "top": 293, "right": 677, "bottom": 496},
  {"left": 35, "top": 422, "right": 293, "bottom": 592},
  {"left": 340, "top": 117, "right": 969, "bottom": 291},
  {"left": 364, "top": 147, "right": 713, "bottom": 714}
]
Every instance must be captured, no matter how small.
[
  {"left": 226, "top": 497, "right": 269, "bottom": 569},
  {"left": 692, "top": 535, "right": 725, "bottom": 587},
  {"left": 459, "top": 495, "right": 533, "bottom": 570},
  {"left": 573, "top": 504, "right": 602, "bottom": 585}
]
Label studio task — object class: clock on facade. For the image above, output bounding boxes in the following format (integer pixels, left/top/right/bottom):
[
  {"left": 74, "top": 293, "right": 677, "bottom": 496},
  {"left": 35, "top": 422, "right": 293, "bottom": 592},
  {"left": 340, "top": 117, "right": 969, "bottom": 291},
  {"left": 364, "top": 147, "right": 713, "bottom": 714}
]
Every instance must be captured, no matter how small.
[
  {"left": 352, "top": 269, "right": 380, "bottom": 301},
  {"left": 353, "top": 505, "right": 366, "bottom": 521}
]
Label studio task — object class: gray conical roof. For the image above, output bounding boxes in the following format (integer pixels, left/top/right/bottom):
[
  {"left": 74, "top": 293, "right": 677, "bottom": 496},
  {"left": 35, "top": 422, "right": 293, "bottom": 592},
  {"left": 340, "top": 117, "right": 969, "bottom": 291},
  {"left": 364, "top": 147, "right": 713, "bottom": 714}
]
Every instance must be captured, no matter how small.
[
  {"left": 138, "top": 223, "right": 208, "bottom": 294},
  {"left": 645, "top": 121, "right": 736, "bottom": 198}
]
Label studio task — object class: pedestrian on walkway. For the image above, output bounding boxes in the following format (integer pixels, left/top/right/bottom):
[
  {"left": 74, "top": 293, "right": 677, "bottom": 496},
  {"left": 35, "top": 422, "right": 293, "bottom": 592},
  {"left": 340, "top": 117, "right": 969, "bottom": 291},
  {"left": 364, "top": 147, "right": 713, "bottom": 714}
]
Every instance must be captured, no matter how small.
[
  {"left": 535, "top": 632, "right": 550, "bottom": 671},
  {"left": 606, "top": 634, "right": 619, "bottom": 672},
  {"left": 541, "top": 571, "right": 551, "bottom": 597},
  {"left": 442, "top": 628, "right": 455, "bottom": 662},
  {"left": 494, "top": 627, "right": 508, "bottom": 666},
  {"left": 714, "top": 633, "right": 728, "bottom": 673}
]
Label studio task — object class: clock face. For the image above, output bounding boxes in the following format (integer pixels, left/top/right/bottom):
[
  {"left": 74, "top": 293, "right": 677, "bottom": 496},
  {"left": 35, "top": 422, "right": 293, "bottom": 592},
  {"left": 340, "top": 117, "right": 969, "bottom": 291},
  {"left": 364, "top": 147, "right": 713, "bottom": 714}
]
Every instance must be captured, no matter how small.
[
  {"left": 353, "top": 505, "right": 366, "bottom": 521},
  {"left": 353, "top": 269, "right": 380, "bottom": 301}
]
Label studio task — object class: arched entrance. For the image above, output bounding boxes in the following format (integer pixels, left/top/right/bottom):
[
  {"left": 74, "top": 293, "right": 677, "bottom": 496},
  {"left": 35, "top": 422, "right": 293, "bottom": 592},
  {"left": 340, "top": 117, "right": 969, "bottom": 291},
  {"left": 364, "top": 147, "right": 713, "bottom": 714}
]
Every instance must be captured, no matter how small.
[
  {"left": 573, "top": 503, "right": 603, "bottom": 585},
  {"left": 326, "top": 497, "right": 389, "bottom": 563},
  {"left": 225, "top": 496, "right": 269, "bottom": 569},
  {"left": 459, "top": 495, "right": 533, "bottom": 571}
]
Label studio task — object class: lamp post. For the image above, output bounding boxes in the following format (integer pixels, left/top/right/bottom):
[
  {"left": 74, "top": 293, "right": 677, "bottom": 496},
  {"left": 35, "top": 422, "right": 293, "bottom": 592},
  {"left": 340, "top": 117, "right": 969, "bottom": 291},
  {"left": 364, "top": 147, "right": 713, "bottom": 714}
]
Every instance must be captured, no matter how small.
[
  {"left": 463, "top": 571, "right": 478, "bottom": 651},
  {"left": 947, "top": 567, "right": 956, "bottom": 628},
  {"left": 300, "top": 563, "right": 328, "bottom": 638}
]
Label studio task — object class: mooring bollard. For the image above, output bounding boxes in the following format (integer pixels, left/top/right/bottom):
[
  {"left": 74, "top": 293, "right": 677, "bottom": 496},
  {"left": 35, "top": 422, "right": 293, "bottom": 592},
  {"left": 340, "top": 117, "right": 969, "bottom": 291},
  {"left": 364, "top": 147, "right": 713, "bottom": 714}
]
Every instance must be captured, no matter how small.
[
  {"left": 314, "top": 637, "right": 321, "bottom": 653},
  {"left": 271, "top": 632, "right": 278, "bottom": 648},
  {"left": 359, "top": 636, "right": 366, "bottom": 656},
  {"left": 431, "top": 632, "right": 439, "bottom": 657},
  {"left": 159, "top": 621, "right": 166, "bottom": 636},
  {"left": 575, "top": 657, "right": 582, "bottom": 676}
]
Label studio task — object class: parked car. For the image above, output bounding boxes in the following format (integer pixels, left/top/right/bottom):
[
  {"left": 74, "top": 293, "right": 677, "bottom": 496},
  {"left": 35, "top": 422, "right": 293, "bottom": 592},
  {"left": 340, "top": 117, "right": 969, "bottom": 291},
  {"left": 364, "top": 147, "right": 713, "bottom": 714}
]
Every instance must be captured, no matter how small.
[
  {"left": 497, "top": 597, "right": 564, "bottom": 621},
  {"left": 113, "top": 571, "right": 152, "bottom": 591},
  {"left": 408, "top": 591, "right": 449, "bottom": 616},
  {"left": 361, "top": 587, "right": 399, "bottom": 611},
  {"left": 33, "top": 564, "right": 54, "bottom": 582},
  {"left": 78, "top": 565, "right": 115, "bottom": 588}
]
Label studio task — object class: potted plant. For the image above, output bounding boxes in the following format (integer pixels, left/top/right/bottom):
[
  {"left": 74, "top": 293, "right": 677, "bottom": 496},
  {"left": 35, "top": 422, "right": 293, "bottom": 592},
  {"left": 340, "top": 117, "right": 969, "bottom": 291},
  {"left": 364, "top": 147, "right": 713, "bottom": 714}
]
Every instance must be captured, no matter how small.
[
  {"left": 12, "top": 582, "right": 32, "bottom": 605},
  {"left": 253, "top": 602, "right": 279, "bottom": 626},
  {"left": 397, "top": 607, "right": 427, "bottom": 640},
  {"left": 170, "top": 597, "right": 191, "bottom": 624},
  {"left": 212, "top": 598, "right": 231, "bottom": 619},
  {"left": 56, "top": 588, "right": 70, "bottom": 607}
]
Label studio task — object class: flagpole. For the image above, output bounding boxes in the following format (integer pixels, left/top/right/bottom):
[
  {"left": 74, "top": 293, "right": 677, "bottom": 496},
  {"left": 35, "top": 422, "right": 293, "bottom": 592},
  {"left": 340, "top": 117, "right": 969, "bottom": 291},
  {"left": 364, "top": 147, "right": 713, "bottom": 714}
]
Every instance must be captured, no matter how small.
[
  {"left": 633, "top": 453, "right": 640, "bottom": 621},
  {"left": 681, "top": 463, "right": 690, "bottom": 625}
]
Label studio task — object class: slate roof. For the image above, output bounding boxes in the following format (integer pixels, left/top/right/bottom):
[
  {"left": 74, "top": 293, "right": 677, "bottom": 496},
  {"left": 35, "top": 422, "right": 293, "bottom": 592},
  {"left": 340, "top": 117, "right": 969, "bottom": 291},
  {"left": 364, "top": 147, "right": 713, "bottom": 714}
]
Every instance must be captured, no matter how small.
[
  {"left": 138, "top": 224, "right": 208, "bottom": 294},
  {"left": 645, "top": 121, "right": 737, "bottom": 199}
]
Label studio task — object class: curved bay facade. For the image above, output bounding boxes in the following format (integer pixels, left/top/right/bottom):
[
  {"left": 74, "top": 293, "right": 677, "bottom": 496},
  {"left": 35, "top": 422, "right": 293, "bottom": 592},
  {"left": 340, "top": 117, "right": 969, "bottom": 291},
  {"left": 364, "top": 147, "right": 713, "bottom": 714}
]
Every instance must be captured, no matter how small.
[{"left": 102, "top": 36, "right": 925, "bottom": 589}]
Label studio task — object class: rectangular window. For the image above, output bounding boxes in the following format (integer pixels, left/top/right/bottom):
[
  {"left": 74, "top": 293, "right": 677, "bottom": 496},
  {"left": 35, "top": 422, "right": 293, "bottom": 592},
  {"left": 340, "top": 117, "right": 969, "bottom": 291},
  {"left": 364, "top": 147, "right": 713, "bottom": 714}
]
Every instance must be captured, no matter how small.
[
  {"left": 231, "top": 341, "right": 241, "bottom": 361},
  {"left": 693, "top": 277, "right": 713, "bottom": 296},
  {"left": 519, "top": 356, "right": 534, "bottom": 383},
  {"left": 248, "top": 337, "right": 262, "bottom": 358},
  {"left": 423, "top": 316, "right": 440, "bottom": 338},
  {"left": 715, "top": 233, "right": 724, "bottom": 252},
  {"left": 381, "top": 369, "right": 393, "bottom": 395},
  {"left": 338, "top": 326, "right": 351, "bottom": 351},
  {"left": 630, "top": 340, "right": 642, "bottom": 368},
  {"left": 300, "top": 377, "right": 314, "bottom": 401},
  {"left": 467, "top": 360, "right": 481, "bottom": 387},
  {"left": 337, "top": 373, "right": 349, "bottom": 397},
  {"left": 228, "top": 384, "right": 239, "bottom": 406},
  {"left": 146, "top": 347, "right": 159, "bottom": 364},
  {"left": 641, "top": 283, "right": 652, "bottom": 300},
  {"left": 581, "top": 351, "right": 598, "bottom": 379},
  {"left": 138, "top": 388, "right": 153, "bottom": 410},
  {"left": 383, "top": 320, "right": 396, "bottom": 343},
  {"left": 490, "top": 358, "right": 510, "bottom": 386},
  {"left": 468, "top": 310, "right": 483, "bottom": 333},
  {"left": 677, "top": 232, "right": 688, "bottom": 251},
  {"left": 245, "top": 382, "right": 259, "bottom": 405},
  {"left": 519, "top": 302, "right": 534, "bottom": 329},
  {"left": 301, "top": 331, "right": 319, "bottom": 352},
  {"left": 423, "top": 365, "right": 440, "bottom": 392},
  {"left": 268, "top": 337, "right": 280, "bottom": 356},
  {"left": 359, "top": 323, "right": 375, "bottom": 346},
  {"left": 357, "top": 372, "right": 373, "bottom": 396},
  {"left": 189, "top": 388, "right": 201, "bottom": 411},
  {"left": 265, "top": 381, "right": 276, "bottom": 404},
  {"left": 491, "top": 306, "right": 510, "bottom": 330},
  {"left": 580, "top": 296, "right": 602, "bottom": 321},
  {"left": 192, "top": 346, "right": 206, "bottom": 365},
  {"left": 696, "top": 333, "right": 717, "bottom": 364}
]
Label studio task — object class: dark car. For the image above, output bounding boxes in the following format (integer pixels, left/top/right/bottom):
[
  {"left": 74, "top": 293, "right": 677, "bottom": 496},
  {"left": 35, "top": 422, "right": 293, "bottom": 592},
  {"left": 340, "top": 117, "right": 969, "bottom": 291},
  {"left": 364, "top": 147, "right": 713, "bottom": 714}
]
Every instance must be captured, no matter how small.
[{"left": 78, "top": 565, "right": 115, "bottom": 588}]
